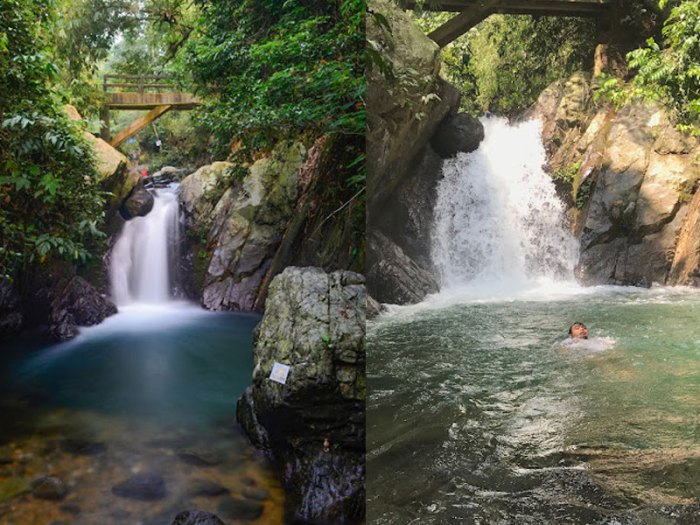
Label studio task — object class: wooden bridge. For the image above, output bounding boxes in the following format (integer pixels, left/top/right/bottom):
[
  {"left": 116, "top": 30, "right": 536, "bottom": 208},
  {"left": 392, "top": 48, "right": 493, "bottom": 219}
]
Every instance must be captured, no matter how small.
[
  {"left": 100, "top": 74, "right": 200, "bottom": 148},
  {"left": 403, "top": 0, "right": 611, "bottom": 47}
]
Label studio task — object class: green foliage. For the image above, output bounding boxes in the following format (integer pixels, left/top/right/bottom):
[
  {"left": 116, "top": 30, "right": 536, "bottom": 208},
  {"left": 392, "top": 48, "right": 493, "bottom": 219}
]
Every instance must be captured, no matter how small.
[
  {"left": 0, "top": 0, "right": 104, "bottom": 282},
  {"left": 627, "top": 0, "right": 700, "bottom": 134},
  {"left": 575, "top": 179, "right": 594, "bottom": 209},
  {"left": 597, "top": 1, "right": 699, "bottom": 135},
  {"left": 413, "top": 13, "right": 596, "bottom": 115},
  {"left": 553, "top": 160, "right": 582, "bottom": 185},
  {"left": 182, "top": 0, "right": 365, "bottom": 158}
]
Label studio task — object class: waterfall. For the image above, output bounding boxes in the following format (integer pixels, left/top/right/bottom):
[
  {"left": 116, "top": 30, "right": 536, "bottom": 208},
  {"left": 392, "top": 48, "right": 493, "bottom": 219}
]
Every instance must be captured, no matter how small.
[
  {"left": 110, "top": 185, "right": 181, "bottom": 306},
  {"left": 431, "top": 117, "right": 578, "bottom": 293}
]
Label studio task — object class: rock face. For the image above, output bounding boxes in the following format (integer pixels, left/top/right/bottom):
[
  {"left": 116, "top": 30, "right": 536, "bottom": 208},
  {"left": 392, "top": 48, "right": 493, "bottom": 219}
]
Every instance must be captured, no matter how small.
[
  {"left": 530, "top": 74, "right": 700, "bottom": 286},
  {"left": 180, "top": 143, "right": 307, "bottom": 311},
  {"left": 237, "top": 267, "right": 365, "bottom": 524},
  {"left": 367, "top": 231, "right": 438, "bottom": 304},
  {"left": 180, "top": 161, "right": 234, "bottom": 233},
  {"left": 366, "top": 0, "right": 484, "bottom": 305}
]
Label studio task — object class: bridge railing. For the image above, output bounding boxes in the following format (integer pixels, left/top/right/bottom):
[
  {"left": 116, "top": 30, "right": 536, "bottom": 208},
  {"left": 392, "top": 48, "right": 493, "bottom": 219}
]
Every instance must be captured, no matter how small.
[{"left": 103, "top": 74, "right": 178, "bottom": 95}]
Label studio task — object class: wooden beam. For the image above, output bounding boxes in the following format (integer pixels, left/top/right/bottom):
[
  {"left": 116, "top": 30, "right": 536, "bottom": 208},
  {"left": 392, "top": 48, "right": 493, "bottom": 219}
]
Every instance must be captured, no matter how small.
[
  {"left": 405, "top": 0, "right": 609, "bottom": 12},
  {"left": 110, "top": 105, "right": 173, "bottom": 148},
  {"left": 425, "top": 0, "right": 609, "bottom": 46},
  {"left": 428, "top": 0, "right": 499, "bottom": 47}
]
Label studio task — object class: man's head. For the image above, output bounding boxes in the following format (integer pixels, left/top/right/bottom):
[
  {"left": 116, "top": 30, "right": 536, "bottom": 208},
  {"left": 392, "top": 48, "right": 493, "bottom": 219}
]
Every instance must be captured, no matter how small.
[{"left": 569, "top": 322, "right": 588, "bottom": 339}]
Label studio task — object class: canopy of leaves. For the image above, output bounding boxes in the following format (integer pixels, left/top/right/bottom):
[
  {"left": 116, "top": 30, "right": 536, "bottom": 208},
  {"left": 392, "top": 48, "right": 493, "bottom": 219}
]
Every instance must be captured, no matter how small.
[
  {"left": 412, "top": 12, "right": 596, "bottom": 115},
  {"left": 0, "top": 0, "right": 104, "bottom": 282},
  {"left": 625, "top": 0, "right": 700, "bottom": 134},
  {"left": 182, "top": 0, "right": 365, "bottom": 158}
]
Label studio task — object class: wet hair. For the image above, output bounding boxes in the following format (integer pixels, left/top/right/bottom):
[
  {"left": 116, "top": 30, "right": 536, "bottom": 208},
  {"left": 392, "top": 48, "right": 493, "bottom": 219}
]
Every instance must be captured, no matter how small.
[{"left": 568, "top": 322, "right": 587, "bottom": 336}]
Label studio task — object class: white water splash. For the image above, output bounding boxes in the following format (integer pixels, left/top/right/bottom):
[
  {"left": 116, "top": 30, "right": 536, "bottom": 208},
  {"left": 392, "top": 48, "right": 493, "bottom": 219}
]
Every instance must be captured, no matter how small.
[
  {"left": 110, "top": 185, "right": 181, "bottom": 305},
  {"left": 431, "top": 117, "right": 579, "bottom": 294}
]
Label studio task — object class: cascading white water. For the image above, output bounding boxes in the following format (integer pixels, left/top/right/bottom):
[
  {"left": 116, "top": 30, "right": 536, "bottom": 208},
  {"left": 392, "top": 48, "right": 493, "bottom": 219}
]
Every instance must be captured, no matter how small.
[
  {"left": 110, "top": 185, "right": 181, "bottom": 306},
  {"left": 431, "top": 117, "right": 579, "bottom": 295}
]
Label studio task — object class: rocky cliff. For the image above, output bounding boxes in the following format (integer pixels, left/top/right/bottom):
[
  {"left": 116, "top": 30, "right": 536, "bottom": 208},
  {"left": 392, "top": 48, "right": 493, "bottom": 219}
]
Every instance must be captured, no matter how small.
[
  {"left": 530, "top": 73, "right": 700, "bottom": 286},
  {"left": 367, "top": 0, "right": 483, "bottom": 306},
  {"left": 180, "top": 135, "right": 364, "bottom": 312},
  {"left": 237, "top": 267, "right": 365, "bottom": 524}
]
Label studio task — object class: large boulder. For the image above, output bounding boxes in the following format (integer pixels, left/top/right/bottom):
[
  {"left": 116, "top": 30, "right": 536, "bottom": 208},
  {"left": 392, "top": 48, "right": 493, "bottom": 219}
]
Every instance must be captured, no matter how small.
[
  {"left": 366, "top": 0, "right": 485, "bottom": 306},
  {"left": 200, "top": 142, "right": 306, "bottom": 311},
  {"left": 237, "top": 267, "right": 365, "bottom": 525},
  {"left": 431, "top": 113, "right": 485, "bottom": 159},
  {"left": 64, "top": 105, "right": 140, "bottom": 232}
]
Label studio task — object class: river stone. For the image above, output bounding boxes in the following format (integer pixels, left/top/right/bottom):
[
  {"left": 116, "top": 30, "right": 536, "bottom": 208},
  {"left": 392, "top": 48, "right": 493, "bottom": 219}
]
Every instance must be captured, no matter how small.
[
  {"left": 431, "top": 113, "right": 485, "bottom": 159},
  {"left": 31, "top": 476, "right": 67, "bottom": 500},
  {"left": 217, "top": 497, "right": 263, "bottom": 521},
  {"left": 60, "top": 437, "right": 107, "bottom": 456},
  {"left": 242, "top": 486, "right": 269, "bottom": 501},
  {"left": 186, "top": 480, "right": 229, "bottom": 497},
  {"left": 112, "top": 472, "right": 166, "bottom": 501},
  {"left": 122, "top": 182, "right": 154, "bottom": 219},
  {"left": 177, "top": 447, "right": 225, "bottom": 467},
  {"left": 171, "top": 510, "right": 225, "bottom": 525},
  {"left": 48, "top": 276, "right": 117, "bottom": 341}
]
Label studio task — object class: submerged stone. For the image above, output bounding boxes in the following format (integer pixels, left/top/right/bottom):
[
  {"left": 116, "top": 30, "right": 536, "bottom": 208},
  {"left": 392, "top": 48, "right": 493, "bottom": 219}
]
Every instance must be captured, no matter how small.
[
  {"left": 217, "top": 497, "right": 264, "bottom": 521},
  {"left": 31, "top": 476, "right": 67, "bottom": 500},
  {"left": 186, "top": 479, "right": 229, "bottom": 497},
  {"left": 111, "top": 472, "right": 165, "bottom": 501},
  {"left": 171, "top": 510, "right": 225, "bottom": 525}
]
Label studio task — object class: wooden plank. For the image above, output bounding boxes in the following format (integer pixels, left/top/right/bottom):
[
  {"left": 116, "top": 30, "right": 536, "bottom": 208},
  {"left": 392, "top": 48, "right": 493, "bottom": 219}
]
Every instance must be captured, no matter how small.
[
  {"left": 104, "top": 83, "right": 177, "bottom": 90},
  {"left": 110, "top": 105, "right": 173, "bottom": 148},
  {"left": 107, "top": 91, "right": 200, "bottom": 109}
]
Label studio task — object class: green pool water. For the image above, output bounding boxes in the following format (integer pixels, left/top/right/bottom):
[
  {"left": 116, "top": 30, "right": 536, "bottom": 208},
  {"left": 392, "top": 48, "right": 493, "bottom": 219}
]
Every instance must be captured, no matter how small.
[
  {"left": 0, "top": 304, "right": 285, "bottom": 524},
  {"left": 367, "top": 286, "right": 700, "bottom": 525}
]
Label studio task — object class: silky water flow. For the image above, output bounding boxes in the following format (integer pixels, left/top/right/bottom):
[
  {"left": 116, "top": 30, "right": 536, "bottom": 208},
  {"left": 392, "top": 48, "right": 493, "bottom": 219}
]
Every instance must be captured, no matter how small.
[{"left": 0, "top": 184, "right": 284, "bottom": 524}]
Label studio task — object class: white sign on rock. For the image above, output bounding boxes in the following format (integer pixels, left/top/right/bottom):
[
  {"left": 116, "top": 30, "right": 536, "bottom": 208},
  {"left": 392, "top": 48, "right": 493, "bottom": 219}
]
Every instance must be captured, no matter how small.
[{"left": 269, "top": 361, "right": 291, "bottom": 385}]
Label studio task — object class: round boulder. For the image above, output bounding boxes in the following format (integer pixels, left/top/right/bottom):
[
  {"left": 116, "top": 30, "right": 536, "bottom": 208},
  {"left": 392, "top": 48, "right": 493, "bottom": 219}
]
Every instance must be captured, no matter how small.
[
  {"left": 111, "top": 472, "right": 165, "bottom": 501},
  {"left": 121, "top": 183, "right": 154, "bottom": 219},
  {"left": 31, "top": 476, "right": 67, "bottom": 500},
  {"left": 431, "top": 113, "right": 485, "bottom": 158}
]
